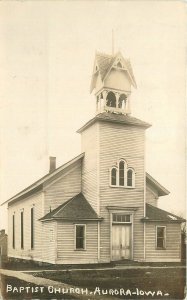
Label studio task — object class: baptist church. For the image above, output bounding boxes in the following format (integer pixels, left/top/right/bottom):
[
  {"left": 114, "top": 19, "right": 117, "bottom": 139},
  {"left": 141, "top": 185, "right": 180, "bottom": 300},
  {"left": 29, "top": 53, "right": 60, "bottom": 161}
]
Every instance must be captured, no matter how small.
[{"left": 5, "top": 51, "right": 184, "bottom": 264}]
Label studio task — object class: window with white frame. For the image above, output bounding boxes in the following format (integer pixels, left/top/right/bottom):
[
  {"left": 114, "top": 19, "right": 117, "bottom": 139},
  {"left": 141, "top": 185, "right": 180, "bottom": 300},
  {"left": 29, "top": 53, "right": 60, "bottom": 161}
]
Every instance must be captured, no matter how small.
[
  {"left": 31, "top": 207, "right": 34, "bottom": 249},
  {"left": 12, "top": 214, "right": 15, "bottom": 249},
  {"left": 21, "top": 211, "right": 24, "bottom": 249},
  {"left": 113, "top": 214, "right": 131, "bottom": 223},
  {"left": 119, "top": 161, "right": 125, "bottom": 186},
  {"left": 75, "top": 225, "right": 86, "bottom": 250},
  {"left": 111, "top": 167, "right": 117, "bottom": 186},
  {"left": 110, "top": 159, "right": 135, "bottom": 188},
  {"left": 127, "top": 169, "right": 135, "bottom": 187},
  {"left": 156, "top": 226, "right": 166, "bottom": 249}
]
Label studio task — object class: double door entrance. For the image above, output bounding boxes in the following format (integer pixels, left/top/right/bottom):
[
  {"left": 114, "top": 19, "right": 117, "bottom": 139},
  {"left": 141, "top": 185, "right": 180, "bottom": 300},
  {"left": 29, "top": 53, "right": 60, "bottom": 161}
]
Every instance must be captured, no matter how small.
[{"left": 112, "top": 224, "right": 131, "bottom": 260}]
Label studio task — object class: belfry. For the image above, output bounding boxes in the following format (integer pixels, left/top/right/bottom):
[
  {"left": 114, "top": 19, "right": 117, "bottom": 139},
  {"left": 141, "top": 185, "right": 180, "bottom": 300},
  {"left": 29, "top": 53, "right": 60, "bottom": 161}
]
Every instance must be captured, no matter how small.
[{"left": 90, "top": 51, "right": 137, "bottom": 115}]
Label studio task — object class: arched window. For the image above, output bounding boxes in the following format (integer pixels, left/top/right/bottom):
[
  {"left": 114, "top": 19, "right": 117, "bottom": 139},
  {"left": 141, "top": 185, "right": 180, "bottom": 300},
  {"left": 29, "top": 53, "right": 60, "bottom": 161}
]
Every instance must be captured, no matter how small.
[
  {"left": 127, "top": 169, "right": 135, "bottom": 187},
  {"left": 106, "top": 92, "right": 116, "bottom": 108},
  {"left": 118, "top": 94, "right": 127, "bottom": 109},
  {"left": 119, "top": 161, "right": 125, "bottom": 186},
  {"left": 109, "top": 160, "right": 135, "bottom": 188},
  {"left": 111, "top": 168, "right": 117, "bottom": 186}
]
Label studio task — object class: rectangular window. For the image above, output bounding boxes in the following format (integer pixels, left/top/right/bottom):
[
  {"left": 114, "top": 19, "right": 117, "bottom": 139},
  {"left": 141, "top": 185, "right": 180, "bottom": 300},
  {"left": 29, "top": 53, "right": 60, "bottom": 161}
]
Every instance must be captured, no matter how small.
[
  {"left": 156, "top": 226, "right": 166, "bottom": 249},
  {"left": 75, "top": 225, "right": 86, "bottom": 250},
  {"left": 12, "top": 215, "right": 15, "bottom": 249},
  {"left": 111, "top": 168, "right": 117, "bottom": 186},
  {"left": 113, "top": 214, "right": 131, "bottom": 223},
  {"left": 21, "top": 211, "right": 24, "bottom": 249},
  {"left": 31, "top": 207, "right": 34, "bottom": 249}
]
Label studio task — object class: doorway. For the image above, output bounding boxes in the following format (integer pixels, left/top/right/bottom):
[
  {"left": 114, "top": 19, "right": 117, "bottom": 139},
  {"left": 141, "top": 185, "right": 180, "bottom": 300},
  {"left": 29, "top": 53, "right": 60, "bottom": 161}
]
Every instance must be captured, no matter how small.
[{"left": 112, "top": 224, "right": 131, "bottom": 260}]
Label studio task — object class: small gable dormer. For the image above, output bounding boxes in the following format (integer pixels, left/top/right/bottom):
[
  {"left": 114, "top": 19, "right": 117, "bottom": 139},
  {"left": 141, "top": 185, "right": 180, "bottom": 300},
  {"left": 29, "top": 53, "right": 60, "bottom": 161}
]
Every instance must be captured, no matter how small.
[{"left": 90, "top": 51, "right": 137, "bottom": 116}]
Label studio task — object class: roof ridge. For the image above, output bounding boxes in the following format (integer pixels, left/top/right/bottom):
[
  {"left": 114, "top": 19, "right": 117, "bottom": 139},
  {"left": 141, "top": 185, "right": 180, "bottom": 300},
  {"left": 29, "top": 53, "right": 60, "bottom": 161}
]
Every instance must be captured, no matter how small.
[
  {"left": 2, "top": 153, "right": 85, "bottom": 206},
  {"left": 96, "top": 51, "right": 114, "bottom": 58}
]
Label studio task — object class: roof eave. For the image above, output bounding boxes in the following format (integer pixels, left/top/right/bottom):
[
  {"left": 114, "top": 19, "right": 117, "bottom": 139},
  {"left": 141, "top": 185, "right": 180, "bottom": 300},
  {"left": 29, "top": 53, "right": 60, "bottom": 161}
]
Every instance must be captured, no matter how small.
[
  {"left": 146, "top": 173, "right": 170, "bottom": 196},
  {"left": 141, "top": 218, "right": 185, "bottom": 223},
  {"left": 40, "top": 217, "right": 103, "bottom": 222},
  {"left": 77, "top": 115, "right": 151, "bottom": 134},
  {"left": 7, "top": 185, "right": 43, "bottom": 207},
  {"left": 2, "top": 153, "right": 85, "bottom": 206}
]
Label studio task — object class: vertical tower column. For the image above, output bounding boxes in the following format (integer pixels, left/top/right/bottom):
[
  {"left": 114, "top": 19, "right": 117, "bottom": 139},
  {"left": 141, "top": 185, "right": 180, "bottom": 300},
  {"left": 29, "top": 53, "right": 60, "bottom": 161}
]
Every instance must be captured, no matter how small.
[
  {"left": 126, "top": 93, "right": 131, "bottom": 115},
  {"left": 102, "top": 90, "right": 107, "bottom": 110},
  {"left": 115, "top": 93, "right": 120, "bottom": 109}
]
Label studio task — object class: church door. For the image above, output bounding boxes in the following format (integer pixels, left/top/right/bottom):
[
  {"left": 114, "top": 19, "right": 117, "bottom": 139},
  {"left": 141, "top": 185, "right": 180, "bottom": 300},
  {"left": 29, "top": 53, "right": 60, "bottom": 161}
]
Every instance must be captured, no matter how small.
[{"left": 112, "top": 224, "right": 131, "bottom": 260}]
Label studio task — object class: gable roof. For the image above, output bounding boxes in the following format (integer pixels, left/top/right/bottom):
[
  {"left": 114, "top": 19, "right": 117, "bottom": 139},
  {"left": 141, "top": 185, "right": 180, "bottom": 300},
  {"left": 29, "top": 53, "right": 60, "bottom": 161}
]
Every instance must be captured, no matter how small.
[
  {"left": 40, "top": 193, "right": 102, "bottom": 222},
  {"left": 2, "top": 153, "right": 85, "bottom": 206},
  {"left": 142, "top": 203, "right": 185, "bottom": 223},
  {"left": 2, "top": 149, "right": 169, "bottom": 207},
  {"left": 90, "top": 51, "right": 137, "bottom": 93},
  {"left": 77, "top": 112, "right": 151, "bottom": 133},
  {"left": 95, "top": 52, "right": 115, "bottom": 81},
  {"left": 146, "top": 172, "right": 170, "bottom": 196}
]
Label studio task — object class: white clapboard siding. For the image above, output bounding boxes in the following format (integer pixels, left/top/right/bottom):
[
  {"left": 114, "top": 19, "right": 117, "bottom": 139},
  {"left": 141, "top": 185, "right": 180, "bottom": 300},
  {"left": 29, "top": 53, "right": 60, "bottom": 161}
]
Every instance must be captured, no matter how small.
[
  {"left": 81, "top": 122, "right": 99, "bottom": 212},
  {"left": 8, "top": 192, "right": 44, "bottom": 261},
  {"left": 44, "top": 160, "right": 82, "bottom": 215},
  {"left": 42, "top": 221, "right": 56, "bottom": 263},
  {"left": 146, "top": 187, "right": 158, "bottom": 206},
  {"left": 99, "top": 122, "right": 146, "bottom": 261},
  {"left": 56, "top": 221, "right": 98, "bottom": 264},
  {"left": 145, "top": 223, "right": 181, "bottom": 262}
]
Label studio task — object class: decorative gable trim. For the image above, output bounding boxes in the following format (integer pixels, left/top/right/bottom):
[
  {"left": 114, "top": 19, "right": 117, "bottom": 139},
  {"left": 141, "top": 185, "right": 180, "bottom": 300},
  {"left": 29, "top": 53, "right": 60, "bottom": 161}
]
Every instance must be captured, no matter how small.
[{"left": 103, "top": 52, "right": 137, "bottom": 88}]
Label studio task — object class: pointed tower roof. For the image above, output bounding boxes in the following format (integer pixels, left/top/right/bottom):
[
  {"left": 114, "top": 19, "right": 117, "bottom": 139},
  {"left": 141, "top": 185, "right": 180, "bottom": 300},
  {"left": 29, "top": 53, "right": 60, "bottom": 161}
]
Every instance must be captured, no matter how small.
[{"left": 90, "top": 51, "right": 137, "bottom": 93}]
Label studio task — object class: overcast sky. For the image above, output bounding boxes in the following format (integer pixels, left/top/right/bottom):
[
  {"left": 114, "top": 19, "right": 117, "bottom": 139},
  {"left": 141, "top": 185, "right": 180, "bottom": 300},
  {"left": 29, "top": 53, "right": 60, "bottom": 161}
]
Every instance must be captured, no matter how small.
[{"left": 0, "top": 1, "right": 186, "bottom": 231}]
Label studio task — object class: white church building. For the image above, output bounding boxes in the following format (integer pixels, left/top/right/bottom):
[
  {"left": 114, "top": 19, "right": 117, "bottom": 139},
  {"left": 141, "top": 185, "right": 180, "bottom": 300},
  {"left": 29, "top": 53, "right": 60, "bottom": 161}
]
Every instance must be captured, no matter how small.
[{"left": 5, "top": 50, "right": 184, "bottom": 264}]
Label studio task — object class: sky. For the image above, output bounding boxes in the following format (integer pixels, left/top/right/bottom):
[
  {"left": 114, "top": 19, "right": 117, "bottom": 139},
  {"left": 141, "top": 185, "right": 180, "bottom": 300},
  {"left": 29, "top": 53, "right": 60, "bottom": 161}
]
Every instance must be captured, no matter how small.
[{"left": 0, "top": 1, "right": 186, "bottom": 231}]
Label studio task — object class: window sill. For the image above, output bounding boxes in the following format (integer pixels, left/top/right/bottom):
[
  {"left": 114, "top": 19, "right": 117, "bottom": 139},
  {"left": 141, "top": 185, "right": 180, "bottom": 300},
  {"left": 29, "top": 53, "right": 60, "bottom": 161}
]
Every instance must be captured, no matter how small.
[
  {"left": 74, "top": 249, "right": 86, "bottom": 251},
  {"left": 110, "top": 185, "right": 135, "bottom": 189},
  {"left": 156, "top": 247, "right": 166, "bottom": 250}
]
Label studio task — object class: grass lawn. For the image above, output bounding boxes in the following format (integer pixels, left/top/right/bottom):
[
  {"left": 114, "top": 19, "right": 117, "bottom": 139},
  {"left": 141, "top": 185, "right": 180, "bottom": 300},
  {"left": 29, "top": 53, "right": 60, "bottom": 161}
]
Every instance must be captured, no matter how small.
[{"left": 31, "top": 268, "right": 186, "bottom": 299}]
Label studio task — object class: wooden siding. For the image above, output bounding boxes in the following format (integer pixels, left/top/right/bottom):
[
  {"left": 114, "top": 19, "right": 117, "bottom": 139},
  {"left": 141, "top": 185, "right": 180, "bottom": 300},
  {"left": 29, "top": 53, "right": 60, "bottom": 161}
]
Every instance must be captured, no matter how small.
[
  {"left": 8, "top": 192, "right": 44, "bottom": 261},
  {"left": 56, "top": 221, "right": 98, "bottom": 264},
  {"left": 146, "top": 186, "right": 158, "bottom": 206},
  {"left": 44, "top": 160, "right": 82, "bottom": 215},
  {"left": 81, "top": 122, "right": 99, "bottom": 213},
  {"left": 42, "top": 221, "right": 56, "bottom": 263},
  {"left": 145, "top": 223, "right": 181, "bottom": 262},
  {"left": 99, "top": 122, "right": 146, "bottom": 261}
]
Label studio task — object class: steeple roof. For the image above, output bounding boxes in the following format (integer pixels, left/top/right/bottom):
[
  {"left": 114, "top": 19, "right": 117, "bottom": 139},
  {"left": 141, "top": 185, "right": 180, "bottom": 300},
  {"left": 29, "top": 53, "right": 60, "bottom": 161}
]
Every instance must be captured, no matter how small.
[
  {"left": 90, "top": 51, "right": 137, "bottom": 93},
  {"left": 95, "top": 52, "right": 115, "bottom": 81}
]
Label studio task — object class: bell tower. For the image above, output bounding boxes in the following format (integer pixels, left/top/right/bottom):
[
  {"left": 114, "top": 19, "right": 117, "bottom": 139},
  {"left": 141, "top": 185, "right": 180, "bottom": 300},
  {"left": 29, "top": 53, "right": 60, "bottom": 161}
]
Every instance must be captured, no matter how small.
[{"left": 90, "top": 51, "right": 137, "bottom": 115}]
